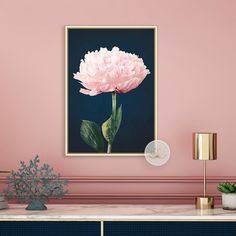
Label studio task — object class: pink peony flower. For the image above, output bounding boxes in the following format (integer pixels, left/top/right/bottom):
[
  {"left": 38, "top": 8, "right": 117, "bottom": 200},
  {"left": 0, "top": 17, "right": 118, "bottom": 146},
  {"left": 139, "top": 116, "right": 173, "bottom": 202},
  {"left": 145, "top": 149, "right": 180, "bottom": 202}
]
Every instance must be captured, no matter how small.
[{"left": 73, "top": 47, "right": 150, "bottom": 96}]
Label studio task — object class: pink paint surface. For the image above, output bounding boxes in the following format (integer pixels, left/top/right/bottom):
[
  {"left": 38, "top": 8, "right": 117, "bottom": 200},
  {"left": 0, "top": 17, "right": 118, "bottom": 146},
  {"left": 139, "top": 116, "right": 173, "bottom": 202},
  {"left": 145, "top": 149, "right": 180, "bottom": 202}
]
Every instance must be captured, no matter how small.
[{"left": 0, "top": 0, "right": 236, "bottom": 201}]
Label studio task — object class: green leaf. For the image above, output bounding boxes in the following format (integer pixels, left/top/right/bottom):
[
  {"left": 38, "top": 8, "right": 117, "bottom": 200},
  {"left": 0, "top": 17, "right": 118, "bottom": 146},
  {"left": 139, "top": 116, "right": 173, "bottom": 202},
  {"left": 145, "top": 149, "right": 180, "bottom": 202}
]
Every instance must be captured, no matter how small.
[
  {"left": 229, "top": 185, "right": 235, "bottom": 192},
  {"left": 218, "top": 185, "right": 231, "bottom": 193},
  {"left": 225, "top": 182, "right": 231, "bottom": 189},
  {"left": 102, "top": 105, "right": 122, "bottom": 144},
  {"left": 80, "top": 120, "right": 104, "bottom": 152}
]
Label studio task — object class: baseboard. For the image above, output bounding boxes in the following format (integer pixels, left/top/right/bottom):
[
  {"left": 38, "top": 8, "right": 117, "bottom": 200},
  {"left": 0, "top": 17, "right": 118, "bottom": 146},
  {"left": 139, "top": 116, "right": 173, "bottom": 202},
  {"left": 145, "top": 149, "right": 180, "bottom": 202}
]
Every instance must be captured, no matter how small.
[{"left": 48, "top": 193, "right": 222, "bottom": 204}]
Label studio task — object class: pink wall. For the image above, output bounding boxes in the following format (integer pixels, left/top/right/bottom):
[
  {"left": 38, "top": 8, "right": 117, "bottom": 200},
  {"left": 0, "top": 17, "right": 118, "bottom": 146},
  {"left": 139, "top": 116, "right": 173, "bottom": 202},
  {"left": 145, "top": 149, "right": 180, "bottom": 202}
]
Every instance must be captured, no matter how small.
[{"left": 0, "top": 0, "right": 236, "bottom": 203}]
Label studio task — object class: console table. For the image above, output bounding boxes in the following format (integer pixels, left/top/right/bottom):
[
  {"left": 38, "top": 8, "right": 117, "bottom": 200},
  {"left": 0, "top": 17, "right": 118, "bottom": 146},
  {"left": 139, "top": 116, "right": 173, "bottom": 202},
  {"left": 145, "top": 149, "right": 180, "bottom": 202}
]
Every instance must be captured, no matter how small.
[{"left": 1, "top": 204, "right": 236, "bottom": 236}]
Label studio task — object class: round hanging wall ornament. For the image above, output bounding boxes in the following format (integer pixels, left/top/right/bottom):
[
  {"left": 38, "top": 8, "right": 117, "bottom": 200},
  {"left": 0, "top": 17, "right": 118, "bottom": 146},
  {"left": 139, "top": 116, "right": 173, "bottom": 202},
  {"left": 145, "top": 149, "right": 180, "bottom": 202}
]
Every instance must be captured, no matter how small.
[{"left": 144, "top": 140, "right": 170, "bottom": 166}]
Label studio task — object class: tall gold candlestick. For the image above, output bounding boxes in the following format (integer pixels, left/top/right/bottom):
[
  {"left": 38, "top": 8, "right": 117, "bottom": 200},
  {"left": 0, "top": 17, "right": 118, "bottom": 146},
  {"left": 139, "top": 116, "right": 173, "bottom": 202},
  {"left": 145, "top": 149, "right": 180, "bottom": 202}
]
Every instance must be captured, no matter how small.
[{"left": 193, "top": 133, "right": 217, "bottom": 209}]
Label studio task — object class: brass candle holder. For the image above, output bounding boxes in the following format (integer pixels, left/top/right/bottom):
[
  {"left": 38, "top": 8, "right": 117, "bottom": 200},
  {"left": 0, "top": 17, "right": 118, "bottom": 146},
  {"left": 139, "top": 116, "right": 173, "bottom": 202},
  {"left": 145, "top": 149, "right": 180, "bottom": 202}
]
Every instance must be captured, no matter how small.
[{"left": 193, "top": 133, "right": 217, "bottom": 209}]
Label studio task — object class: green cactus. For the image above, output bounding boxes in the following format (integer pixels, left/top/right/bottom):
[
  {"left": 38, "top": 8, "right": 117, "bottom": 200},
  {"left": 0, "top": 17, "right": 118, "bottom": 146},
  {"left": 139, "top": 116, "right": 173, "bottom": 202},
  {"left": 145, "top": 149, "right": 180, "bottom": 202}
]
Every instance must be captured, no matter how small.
[{"left": 217, "top": 182, "right": 236, "bottom": 193}]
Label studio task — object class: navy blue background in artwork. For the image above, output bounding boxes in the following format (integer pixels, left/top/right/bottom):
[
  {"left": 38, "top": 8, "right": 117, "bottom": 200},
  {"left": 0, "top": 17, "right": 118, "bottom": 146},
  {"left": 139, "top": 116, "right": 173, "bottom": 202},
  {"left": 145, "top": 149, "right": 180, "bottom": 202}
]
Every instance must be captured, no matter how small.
[{"left": 67, "top": 28, "right": 156, "bottom": 153}]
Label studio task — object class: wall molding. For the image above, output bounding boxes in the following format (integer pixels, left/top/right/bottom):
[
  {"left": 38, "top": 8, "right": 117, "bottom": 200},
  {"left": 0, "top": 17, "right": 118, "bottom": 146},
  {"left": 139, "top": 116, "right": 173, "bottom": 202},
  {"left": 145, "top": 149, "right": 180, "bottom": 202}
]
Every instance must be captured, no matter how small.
[
  {"left": 6, "top": 193, "right": 223, "bottom": 204},
  {"left": 52, "top": 193, "right": 222, "bottom": 204},
  {"left": 1, "top": 176, "right": 233, "bottom": 203},
  {"left": 1, "top": 175, "right": 235, "bottom": 183},
  {"left": 65, "top": 176, "right": 236, "bottom": 183},
  {"left": 63, "top": 193, "right": 222, "bottom": 199}
]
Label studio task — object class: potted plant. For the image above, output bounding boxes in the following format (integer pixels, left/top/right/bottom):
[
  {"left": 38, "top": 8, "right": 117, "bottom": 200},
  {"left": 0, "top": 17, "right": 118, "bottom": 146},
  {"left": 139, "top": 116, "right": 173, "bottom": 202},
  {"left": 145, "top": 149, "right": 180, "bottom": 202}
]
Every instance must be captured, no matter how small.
[
  {"left": 5, "top": 155, "right": 68, "bottom": 210},
  {"left": 217, "top": 182, "right": 236, "bottom": 210}
]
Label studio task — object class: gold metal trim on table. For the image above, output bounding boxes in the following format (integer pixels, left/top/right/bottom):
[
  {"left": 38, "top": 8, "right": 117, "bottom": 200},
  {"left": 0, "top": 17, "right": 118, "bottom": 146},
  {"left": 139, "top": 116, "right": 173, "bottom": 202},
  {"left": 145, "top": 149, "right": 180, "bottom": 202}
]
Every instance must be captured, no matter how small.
[{"left": 65, "top": 25, "right": 158, "bottom": 157}]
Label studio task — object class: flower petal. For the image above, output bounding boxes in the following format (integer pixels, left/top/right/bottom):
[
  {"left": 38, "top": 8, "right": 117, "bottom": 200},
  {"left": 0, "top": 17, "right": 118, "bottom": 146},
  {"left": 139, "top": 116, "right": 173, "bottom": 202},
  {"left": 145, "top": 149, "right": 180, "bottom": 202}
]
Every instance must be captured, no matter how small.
[
  {"left": 79, "top": 88, "right": 102, "bottom": 96},
  {"left": 74, "top": 46, "right": 150, "bottom": 96}
]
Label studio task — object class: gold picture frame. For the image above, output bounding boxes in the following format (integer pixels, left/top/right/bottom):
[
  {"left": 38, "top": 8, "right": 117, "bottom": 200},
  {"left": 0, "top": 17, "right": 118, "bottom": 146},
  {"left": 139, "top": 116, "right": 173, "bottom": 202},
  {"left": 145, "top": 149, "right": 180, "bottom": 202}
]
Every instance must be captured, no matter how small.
[{"left": 65, "top": 26, "right": 158, "bottom": 156}]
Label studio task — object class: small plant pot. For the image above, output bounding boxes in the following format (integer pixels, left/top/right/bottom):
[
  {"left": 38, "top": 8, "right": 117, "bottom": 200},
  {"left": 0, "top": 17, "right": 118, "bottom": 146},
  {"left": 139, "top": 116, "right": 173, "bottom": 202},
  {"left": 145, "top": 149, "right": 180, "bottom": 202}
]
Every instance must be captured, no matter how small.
[
  {"left": 222, "top": 193, "right": 236, "bottom": 210},
  {"left": 25, "top": 201, "right": 47, "bottom": 211}
]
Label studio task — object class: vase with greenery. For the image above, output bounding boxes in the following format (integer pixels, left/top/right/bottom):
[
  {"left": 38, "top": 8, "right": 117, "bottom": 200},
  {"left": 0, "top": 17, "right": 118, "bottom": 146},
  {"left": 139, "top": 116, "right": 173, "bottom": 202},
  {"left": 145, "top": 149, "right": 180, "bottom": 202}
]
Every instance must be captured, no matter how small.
[
  {"left": 6, "top": 155, "right": 68, "bottom": 210},
  {"left": 217, "top": 182, "right": 236, "bottom": 210}
]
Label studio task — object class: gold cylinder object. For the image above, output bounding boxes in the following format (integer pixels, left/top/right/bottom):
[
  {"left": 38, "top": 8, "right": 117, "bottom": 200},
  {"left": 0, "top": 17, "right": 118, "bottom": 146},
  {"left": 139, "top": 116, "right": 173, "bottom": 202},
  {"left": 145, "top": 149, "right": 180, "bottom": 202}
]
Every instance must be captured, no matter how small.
[
  {"left": 195, "top": 197, "right": 214, "bottom": 209},
  {"left": 193, "top": 132, "right": 217, "bottom": 209},
  {"left": 193, "top": 133, "right": 217, "bottom": 160}
]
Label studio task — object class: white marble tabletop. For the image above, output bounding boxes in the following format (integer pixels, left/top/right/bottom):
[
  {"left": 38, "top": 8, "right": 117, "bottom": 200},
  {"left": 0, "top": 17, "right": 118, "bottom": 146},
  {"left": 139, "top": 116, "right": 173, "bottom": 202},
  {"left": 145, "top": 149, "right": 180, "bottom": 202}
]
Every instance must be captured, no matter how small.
[{"left": 0, "top": 204, "right": 236, "bottom": 221}]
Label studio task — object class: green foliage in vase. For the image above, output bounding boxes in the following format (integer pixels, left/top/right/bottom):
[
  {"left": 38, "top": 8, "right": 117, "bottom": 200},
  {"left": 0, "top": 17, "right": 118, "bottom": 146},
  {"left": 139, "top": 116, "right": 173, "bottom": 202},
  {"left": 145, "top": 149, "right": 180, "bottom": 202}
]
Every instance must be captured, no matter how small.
[
  {"left": 5, "top": 155, "right": 68, "bottom": 204},
  {"left": 217, "top": 182, "right": 236, "bottom": 193}
]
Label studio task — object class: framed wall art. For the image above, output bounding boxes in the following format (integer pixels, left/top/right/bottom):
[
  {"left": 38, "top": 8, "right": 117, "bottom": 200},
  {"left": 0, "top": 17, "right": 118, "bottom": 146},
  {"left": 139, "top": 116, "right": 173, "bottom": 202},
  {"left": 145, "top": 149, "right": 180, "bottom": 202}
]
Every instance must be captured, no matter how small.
[{"left": 65, "top": 26, "right": 157, "bottom": 156}]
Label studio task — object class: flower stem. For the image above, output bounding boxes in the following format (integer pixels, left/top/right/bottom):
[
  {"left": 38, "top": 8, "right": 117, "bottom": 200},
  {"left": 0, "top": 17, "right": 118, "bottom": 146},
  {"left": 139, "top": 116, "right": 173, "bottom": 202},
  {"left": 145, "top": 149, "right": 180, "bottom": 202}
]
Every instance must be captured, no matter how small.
[
  {"left": 107, "top": 143, "right": 112, "bottom": 153},
  {"left": 112, "top": 91, "right": 117, "bottom": 117},
  {"left": 107, "top": 92, "right": 117, "bottom": 154}
]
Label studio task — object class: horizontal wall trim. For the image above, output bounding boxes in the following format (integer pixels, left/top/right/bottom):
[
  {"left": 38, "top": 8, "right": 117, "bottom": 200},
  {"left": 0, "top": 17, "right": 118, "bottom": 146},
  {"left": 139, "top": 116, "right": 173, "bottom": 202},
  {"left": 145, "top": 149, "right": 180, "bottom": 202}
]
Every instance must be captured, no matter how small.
[
  {"left": 62, "top": 193, "right": 222, "bottom": 200},
  {"left": 0, "top": 176, "right": 235, "bottom": 183},
  {"left": 7, "top": 193, "right": 222, "bottom": 204},
  {"left": 1, "top": 176, "right": 227, "bottom": 203}
]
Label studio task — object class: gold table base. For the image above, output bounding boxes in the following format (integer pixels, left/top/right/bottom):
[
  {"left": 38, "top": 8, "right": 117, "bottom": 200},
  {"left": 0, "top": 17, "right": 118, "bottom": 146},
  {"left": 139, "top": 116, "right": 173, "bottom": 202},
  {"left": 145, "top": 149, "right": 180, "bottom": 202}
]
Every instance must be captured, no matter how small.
[{"left": 195, "top": 197, "right": 214, "bottom": 209}]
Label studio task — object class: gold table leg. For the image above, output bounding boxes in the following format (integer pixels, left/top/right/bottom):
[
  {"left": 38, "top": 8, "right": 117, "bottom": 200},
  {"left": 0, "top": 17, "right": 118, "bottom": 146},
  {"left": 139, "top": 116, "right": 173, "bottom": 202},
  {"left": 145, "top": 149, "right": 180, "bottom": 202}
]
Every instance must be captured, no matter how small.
[{"left": 100, "top": 221, "right": 104, "bottom": 236}]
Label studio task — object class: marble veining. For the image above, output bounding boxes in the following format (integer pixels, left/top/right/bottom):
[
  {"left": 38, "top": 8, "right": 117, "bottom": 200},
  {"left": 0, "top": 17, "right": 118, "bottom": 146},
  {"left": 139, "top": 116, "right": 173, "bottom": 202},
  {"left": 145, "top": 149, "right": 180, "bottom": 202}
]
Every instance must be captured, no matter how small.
[{"left": 0, "top": 204, "right": 236, "bottom": 221}]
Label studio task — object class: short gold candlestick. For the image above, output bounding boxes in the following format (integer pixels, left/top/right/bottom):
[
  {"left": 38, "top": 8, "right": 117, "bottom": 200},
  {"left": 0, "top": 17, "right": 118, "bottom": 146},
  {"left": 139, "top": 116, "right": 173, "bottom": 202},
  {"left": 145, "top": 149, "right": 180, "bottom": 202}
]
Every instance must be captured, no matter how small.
[{"left": 193, "top": 133, "right": 217, "bottom": 209}]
